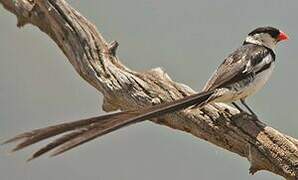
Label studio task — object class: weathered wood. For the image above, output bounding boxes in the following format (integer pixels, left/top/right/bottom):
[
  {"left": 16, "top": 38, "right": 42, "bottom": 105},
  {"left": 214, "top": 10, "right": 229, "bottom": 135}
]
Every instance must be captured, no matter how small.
[{"left": 1, "top": 0, "right": 298, "bottom": 179}]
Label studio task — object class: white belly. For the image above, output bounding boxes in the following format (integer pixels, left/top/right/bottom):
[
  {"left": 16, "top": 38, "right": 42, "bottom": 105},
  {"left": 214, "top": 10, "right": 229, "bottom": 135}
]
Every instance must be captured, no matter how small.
[
  {"left": 213, "top": 63, "right": 275, "bottom": 102},
  {"left": 240, "top": 62, "right": 275, "bottom": 98}
]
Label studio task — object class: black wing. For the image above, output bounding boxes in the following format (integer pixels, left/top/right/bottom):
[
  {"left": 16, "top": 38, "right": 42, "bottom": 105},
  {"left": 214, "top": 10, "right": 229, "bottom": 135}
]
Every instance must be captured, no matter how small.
[{"left": 202, "top": 44, "right": 273, "bottom": 91}]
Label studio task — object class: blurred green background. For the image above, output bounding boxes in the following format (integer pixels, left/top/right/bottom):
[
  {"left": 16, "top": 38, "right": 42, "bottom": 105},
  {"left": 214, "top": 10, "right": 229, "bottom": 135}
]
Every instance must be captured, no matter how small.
[{"left": 1, "top": 1, "right": 297, "bottom": 179}]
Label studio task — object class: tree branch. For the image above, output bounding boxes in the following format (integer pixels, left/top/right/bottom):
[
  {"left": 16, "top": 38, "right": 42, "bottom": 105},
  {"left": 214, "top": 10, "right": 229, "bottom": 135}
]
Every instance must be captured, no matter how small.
[{"left": 1, "top": 0, "right": 298, "bottom": 179}]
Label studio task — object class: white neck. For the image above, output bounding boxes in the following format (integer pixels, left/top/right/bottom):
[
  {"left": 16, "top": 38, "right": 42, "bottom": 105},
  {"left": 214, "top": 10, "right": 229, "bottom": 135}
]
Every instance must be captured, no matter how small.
[
  {"left": 245, "top": 36, "right": 263, "bottom": 46},
  {"left": 245, "top": 36, "right": 276, "bottom": 51}
]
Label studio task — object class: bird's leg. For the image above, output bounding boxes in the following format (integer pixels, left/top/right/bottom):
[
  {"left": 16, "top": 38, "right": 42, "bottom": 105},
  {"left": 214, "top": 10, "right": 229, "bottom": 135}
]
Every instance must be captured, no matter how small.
[
  {"left": 240, "top": 99, "right": 257, "bottom": 118},
  {"left": 232, "top": 102, "right": 244, "bottom": 112}
]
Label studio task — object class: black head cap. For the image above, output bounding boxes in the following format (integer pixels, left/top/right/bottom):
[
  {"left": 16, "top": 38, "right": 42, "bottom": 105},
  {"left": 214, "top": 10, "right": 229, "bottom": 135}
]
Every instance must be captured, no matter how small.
[{"left": 248, "top": 26, "right": 280, "bottom": 38}]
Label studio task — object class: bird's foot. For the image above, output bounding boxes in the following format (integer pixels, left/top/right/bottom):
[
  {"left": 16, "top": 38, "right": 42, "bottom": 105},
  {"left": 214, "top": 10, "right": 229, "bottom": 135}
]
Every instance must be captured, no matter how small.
[
  {"left": 237, "top": 111, "right": 258, "bottom": 121},
  {"left": 248, "top": 112, "right": 258, "bottom": 121}
]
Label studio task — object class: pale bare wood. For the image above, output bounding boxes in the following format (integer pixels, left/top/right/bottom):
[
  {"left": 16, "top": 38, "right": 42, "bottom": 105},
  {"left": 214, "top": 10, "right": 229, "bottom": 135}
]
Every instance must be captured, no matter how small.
[{"left": 1, "top": 0, "right": 298, "bottom": 179}]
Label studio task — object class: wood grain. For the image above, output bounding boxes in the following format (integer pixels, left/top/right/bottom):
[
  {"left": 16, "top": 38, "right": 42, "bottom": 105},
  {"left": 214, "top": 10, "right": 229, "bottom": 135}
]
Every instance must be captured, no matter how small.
[{"left": 1, "top": 0, "right": 298, "bottom": 179}]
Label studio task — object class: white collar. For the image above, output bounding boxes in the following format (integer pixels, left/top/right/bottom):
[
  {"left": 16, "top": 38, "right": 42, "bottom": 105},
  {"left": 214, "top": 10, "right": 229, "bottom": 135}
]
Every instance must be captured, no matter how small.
[{"left": 244, "top": 36, "right": 276, "bottom": 53}]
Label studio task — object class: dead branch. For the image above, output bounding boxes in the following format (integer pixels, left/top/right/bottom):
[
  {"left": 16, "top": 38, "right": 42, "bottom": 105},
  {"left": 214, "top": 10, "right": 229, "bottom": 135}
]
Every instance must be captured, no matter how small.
[{"left": 1, "top": 0, "right": 298, "bottom": 179}]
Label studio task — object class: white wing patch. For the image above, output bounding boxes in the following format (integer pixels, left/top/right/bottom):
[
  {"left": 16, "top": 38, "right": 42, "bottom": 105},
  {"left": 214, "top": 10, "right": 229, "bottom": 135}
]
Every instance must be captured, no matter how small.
[
  {"left": 264, "top": 54, "right": 272, "bottom": 64},
  {"left": 243, "top": 54, "right": 273, "bottom": 74},
  {"left": 243, "top": 58, "right": 251, "bottom": 73},
  {"left": 255, "top": 54, "right": 273, "bottom": 72}
]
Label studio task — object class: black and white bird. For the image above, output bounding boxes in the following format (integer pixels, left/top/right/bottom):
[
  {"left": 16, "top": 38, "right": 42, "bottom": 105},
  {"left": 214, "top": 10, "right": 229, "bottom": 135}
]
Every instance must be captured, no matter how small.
[
  {"left": 202, "top": 26, "right": 288, "bottom": 116},
  {"left": 3, "top": 26, "right": 288, "bottom": 160}
]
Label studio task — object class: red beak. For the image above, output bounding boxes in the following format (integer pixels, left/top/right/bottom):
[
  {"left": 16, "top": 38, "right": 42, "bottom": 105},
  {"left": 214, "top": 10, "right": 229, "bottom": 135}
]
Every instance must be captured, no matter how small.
[{"left": 277, "top": 31, "right": 289, "bottom": 41}]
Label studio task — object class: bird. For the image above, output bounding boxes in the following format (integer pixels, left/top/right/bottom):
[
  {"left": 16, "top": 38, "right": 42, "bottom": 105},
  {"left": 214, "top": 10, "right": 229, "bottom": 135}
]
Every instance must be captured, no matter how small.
[{"left": 2, "top": 26, "right": 288, "bottom": 161}]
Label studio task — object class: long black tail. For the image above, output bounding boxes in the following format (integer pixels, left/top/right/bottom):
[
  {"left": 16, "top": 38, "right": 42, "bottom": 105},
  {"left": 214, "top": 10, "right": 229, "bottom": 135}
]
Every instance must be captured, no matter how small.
[{"left": 2, "top": 90, "right": 214, "bottom": 161}]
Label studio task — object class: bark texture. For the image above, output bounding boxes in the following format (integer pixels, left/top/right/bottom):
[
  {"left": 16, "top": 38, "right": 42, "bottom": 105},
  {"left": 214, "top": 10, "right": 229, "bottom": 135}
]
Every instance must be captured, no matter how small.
[{"left": 1, "top": 0, "right": 298, "bottom": 179}]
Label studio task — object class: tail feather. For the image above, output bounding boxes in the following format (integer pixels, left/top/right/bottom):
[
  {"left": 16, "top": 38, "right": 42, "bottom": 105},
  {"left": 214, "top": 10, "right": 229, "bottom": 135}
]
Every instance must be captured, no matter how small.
[
  {"left": 3, "top": 90, "right": 214, "bottom": 160},
  {"left": 3, "top": 111, "right": 131, "bottom": 150},
  {"left": 29, "top": 115, "right": 137, "bottom": 160},
  {"left": 28, "top": 130, "right": 85, "bottom": 161}
]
